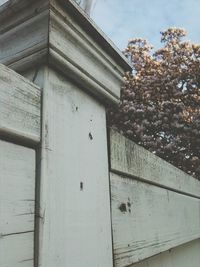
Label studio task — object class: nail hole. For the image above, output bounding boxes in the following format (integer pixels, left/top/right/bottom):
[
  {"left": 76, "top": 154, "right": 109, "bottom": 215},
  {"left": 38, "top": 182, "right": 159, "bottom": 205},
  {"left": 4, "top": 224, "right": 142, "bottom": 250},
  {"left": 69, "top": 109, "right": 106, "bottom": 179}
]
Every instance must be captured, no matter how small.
[
  {"left": 119, "top": 203, "right": 127, "bottom": 213},
  {"left": 89, "top": 132, "right": 93, "bottom": 140},
  {"left": 80, "top": 182, "right": 83, "bottom": 191}
]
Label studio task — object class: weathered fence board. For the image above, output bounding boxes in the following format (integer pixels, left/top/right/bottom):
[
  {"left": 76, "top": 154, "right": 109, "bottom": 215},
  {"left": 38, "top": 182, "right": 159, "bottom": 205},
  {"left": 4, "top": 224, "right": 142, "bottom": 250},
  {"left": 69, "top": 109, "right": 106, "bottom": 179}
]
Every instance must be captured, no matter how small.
[
  {"left": 132, "top": 239, "right": 200, "bottom": 267},
  {"left": 111, "top": 172, "right": 200, "bottom": 266},
  {"left": 0, "top": 140, "right": 35, "bottom": 235},
  {"left": 0, "top": 64, "right": 41, "bottom": 144},
  {"left": 110, "top": 129, "right": 200, "bottom": 198},
  {"left": 110, "top": 130, "right": 200, "bottom": 267},
  {"left": 0, "top": 140, "right": 35, "bottom": 267},
  {"left": 0, "top": 232, "right": 34, "bottom": 267},
  {"left": 1, "top": 0, "right": 200, "bottom": 266}
]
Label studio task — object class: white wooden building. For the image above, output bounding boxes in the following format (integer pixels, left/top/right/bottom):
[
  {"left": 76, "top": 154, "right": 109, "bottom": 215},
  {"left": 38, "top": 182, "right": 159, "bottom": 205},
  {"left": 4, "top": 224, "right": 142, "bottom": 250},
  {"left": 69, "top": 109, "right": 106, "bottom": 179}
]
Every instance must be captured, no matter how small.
[{"left": 0, "top": 1, "right": 200, "bottom": 266}]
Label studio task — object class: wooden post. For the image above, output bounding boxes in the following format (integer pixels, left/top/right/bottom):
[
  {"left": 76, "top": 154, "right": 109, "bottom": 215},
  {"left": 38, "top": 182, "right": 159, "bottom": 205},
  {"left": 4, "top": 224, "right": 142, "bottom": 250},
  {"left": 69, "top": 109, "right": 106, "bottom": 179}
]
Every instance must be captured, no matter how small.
[{"left": 0, "top": 1, "right": 131, "bottom": 266}]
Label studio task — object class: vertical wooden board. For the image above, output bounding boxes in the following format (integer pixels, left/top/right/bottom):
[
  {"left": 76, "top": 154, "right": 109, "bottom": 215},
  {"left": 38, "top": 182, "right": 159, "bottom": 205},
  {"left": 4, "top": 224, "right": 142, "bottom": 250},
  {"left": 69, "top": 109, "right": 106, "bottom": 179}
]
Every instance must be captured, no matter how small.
[
  {"left": 0, "top": 232, "right": 34, "bottom": 267},
  {"left": 110, "top": 173, "right": 200, "bottom": 267},
  {"left": 132, "top": 239, "right": 200, "bottom": 267},
  {"left": 0, "top": 140, "right": 35, "bottom": 235},
  {"left": 38, "top": 68, "right": 113, "bottom": 267}
]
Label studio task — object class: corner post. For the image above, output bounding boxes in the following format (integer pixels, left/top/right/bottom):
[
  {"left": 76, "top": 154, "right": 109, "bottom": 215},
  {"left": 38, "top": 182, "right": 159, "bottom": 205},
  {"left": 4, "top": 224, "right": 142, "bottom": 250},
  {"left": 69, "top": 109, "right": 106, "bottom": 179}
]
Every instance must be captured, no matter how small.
[{"left": 0, "top": 1, "right": 132, "bottom": 266}]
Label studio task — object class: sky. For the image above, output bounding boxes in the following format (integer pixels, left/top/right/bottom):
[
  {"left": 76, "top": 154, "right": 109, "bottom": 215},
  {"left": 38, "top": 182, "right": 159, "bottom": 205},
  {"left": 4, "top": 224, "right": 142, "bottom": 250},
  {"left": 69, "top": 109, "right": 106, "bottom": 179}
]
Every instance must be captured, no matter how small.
[
  {"left": 1, "top": 0, "right": 200, "bottom": 51},
  {"left": 91, "top": 0, "right": 200, "bottom": 50}
]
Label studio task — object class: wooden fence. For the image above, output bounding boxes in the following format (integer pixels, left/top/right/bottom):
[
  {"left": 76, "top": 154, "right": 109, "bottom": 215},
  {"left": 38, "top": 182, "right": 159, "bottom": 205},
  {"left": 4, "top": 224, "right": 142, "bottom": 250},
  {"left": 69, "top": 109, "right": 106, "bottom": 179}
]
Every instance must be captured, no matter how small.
[
  {"left": 110, "top": 130, "right": 200, "bottom": 267},
  {"left": 0, "top": 64, "right": 40, "bottom": 267},
  {"left": 0, "top": 1, "right": 200, "bottom": 267}
]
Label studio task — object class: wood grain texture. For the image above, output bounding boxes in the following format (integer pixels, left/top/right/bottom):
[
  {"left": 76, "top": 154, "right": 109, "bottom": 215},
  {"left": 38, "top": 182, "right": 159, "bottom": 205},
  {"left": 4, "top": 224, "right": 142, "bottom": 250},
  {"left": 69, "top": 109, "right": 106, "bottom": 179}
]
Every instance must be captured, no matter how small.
[
  {"left": 0, "top": 64, "right": 41, "bottom": 144},
  {"left": 0, "top": 140, "right": 35, "bottom": 267},
  {"left": 0, "top": 140, "right": 35, "bottom": 235},
  {"left": 111, "top": 172, "right": 200, "bottom": 266},
  {"left": 37, "top": 68, "right": 113, "bottom": 267},
  {"left": 132, "top": 239, "right": 200, "bottom": 267},
  {"left": 110, "top": 129, "right": 200, "bottom": 198},
  {"left": 0, "top": 232, "right": 34, "bottom": 267}
]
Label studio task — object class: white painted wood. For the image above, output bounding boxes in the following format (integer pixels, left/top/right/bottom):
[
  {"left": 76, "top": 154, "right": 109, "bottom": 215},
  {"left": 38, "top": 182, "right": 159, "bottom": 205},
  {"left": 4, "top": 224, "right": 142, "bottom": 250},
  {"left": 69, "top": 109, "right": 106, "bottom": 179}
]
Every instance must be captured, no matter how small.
[
  {"left": 132, "top": 239, "right": 200, "bottom": 267},
  {"left": 0, "top": 0, "right": 131, "bottom": 104},
  {"left": 0, "top": 0, "right": 131, "bottom": 71},
  {"left": 110, "top": 172, "right": 200, "bottom": 266},
  {"left": 49, "top": 6, "right": 124, "bottom": 103},
  {"left": 0, "top": 232, "right": 34, "bottom": 267},
  {"left": 57, "top": 0, "right": 130, "bottom": 70},
  {"left": 37, "top": 68, "right": 113, "bottom": 267},
  {"left": 110, "top": 129, "right": 200, "bottom": 198},
  {"left": 0, "top": 140, "right": 35, "bottom": 267},
  {"left": 0, "top": 0, "right": 49, "bottom": 70},
  {"left": 0, "top": 140, "right": 35, "bottom": 235},
  {"left": 0, "top": 64, "right": 41, "bottom": 144},
  {"left": 0, "top": 0, "right": 48, "bottom": 33}
]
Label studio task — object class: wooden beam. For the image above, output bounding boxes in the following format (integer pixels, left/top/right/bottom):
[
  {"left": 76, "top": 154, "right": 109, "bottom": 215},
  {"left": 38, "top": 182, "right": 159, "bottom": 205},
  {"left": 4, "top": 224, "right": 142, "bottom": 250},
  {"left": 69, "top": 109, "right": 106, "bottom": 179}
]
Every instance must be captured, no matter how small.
[
  {"left": 132, "top": 239, "right": 200, "bottom": 267},
  {"left": 0, "top": 64, "right": 41, "bottom": 144},
  {"left": 111, "top": 172, "right": 200, "bottom": 266},
  {"left": 37, "top": 68, "right": 113, "bottom": 267},
  {"left": 110, "top": 129, "right": 200, "bottom": 198}
]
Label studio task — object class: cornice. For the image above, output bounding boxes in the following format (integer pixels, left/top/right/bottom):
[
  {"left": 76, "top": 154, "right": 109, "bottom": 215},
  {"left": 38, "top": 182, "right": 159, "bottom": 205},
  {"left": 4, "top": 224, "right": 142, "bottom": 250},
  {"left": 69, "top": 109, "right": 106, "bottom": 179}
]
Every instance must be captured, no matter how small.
[
  {"left": 0, "top": 0, "right": 132, "bottom": 104},
  {"left": 0, "top": 1, "right": 49, "bottom": 70}
]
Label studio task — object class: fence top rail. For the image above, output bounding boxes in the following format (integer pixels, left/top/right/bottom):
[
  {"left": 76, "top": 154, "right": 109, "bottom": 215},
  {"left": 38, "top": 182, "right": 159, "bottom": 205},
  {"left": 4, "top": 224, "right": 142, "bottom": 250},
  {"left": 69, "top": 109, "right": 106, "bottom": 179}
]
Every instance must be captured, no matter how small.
[
  {"left": 110, "top": 129, "right": 200, "bottom": 198},
  {"left": 0, "top": 63, "right": 41, "bottom": 145}
]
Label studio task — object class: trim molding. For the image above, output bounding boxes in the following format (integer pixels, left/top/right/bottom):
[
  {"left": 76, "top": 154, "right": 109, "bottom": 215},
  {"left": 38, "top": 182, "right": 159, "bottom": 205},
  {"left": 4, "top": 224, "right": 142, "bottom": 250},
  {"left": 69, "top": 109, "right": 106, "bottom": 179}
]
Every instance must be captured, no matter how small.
[{"left": 0, "top": 0, "right": 132, "bottom": 104}]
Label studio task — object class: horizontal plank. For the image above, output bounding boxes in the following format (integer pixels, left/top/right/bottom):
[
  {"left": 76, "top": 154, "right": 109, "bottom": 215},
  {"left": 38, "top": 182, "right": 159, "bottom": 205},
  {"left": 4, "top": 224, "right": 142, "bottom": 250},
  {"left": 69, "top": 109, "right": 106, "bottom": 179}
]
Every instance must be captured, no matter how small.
[
  {"left": 0, "top": 140, "right": 35, "bottom": 235},
  {"left": 0, "top": 231, "right": 34, "bottom": 267},
  {"left": 133, "top": 239, "right": 200, "bottom": 267},
  {"left": 110, "top": 129, "right": 200, "bottom": 198},
  {"left": 0, "top": 64, "right": 41, "bottom": 144},
  {"left": 111, "top": 172, "right": 200, "bottom": 266}
]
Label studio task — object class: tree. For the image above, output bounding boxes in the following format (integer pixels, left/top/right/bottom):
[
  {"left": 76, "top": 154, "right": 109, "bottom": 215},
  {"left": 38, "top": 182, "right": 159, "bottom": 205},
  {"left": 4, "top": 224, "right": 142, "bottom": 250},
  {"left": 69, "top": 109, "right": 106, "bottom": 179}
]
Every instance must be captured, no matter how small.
[{"left": 108, "top": 28, "right": 200, "bottom": 179}]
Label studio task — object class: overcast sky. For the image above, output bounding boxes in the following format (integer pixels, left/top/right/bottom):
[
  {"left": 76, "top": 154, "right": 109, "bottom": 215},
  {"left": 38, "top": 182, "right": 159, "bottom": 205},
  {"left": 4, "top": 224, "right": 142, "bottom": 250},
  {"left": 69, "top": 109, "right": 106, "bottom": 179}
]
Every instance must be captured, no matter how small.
[{"left": 1, "top": 0, "right": 199, "bottom": 50}]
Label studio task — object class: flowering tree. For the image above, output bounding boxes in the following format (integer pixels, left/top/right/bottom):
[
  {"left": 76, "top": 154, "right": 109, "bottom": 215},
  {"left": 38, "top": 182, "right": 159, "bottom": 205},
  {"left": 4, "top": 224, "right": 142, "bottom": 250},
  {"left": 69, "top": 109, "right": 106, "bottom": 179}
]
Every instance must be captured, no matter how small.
[{"left": 108, "top": 28, "right": 200, "bottom": 179}]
